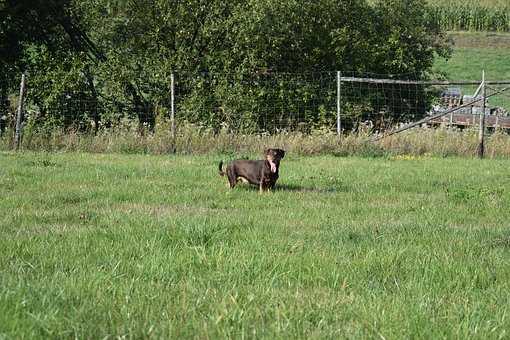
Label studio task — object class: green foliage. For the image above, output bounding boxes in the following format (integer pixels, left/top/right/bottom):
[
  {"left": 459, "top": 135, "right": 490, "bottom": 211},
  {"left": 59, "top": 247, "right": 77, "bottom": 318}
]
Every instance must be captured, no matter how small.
[
  {"left": 1, "top": 0, "right": 451, "bottom": 133},
  {"left": 0, "top": 0, "right": 98, "bottom": 132}
]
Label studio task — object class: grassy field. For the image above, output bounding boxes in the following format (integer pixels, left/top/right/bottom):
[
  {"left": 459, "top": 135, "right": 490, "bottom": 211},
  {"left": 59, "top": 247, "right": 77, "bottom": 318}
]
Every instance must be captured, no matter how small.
[
  {"left": 434, "top": 32, "right": 510, "bottom": 81},
  {"left": 433, "top": 32, "right": 510, "bottom": 109},
  {"left": 1, "top": 151, "right": 510, "bottom": 338}
]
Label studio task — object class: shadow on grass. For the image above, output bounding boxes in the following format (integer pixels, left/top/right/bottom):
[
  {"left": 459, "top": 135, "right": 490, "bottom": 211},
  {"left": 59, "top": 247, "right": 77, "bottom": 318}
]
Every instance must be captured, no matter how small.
[
  {"left": 275, "top": 183, "right": 342, "bottom": 193},
  {"left": 489, "top": 234, "right": 510, "bottom": 249},
  {"left": 230, "top": 183, "right": 318, "bottom": 192},
  {"left": 226, "top": 182, "right": 345, "bottom": 193}
]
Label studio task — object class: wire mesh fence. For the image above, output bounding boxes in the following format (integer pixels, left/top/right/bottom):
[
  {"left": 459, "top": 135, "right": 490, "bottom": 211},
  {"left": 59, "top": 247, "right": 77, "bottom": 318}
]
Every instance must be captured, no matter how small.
[
  {"left": 2, "top": 71, "right": 510, "bottom": 146},
  {"left": 174, "top": 72, "right": 338, "bottom": 133},
  {"left": 340, "top": 76, "right": 510, "bottom": 133}
]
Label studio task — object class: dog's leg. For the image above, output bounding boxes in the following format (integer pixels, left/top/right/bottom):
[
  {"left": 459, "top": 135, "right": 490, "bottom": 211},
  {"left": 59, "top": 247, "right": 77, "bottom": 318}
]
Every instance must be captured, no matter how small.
[
  {"left": 259, "top": 167, "right": 265, "bottom": 193},
  {"left": 259, "top": 178, "right": 271, "bottom": 193},
  {"left": 218, "top": 161, "right": 225, "bottom": 176},
  {"left": 227, "top": 166, "right": 237, "bottom": 188}
]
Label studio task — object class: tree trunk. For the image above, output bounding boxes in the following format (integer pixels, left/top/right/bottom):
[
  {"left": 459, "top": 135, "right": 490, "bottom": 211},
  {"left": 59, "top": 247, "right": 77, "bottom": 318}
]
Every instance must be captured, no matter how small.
[{"left": 127, "top": 83, "right": 155, "bottom": 132}]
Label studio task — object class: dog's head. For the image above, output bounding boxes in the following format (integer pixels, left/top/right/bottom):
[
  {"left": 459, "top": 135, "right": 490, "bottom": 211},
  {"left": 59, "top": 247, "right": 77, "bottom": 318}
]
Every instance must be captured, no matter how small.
[{"left": 264, "top": 148, "right": 285, "bottom": 172}]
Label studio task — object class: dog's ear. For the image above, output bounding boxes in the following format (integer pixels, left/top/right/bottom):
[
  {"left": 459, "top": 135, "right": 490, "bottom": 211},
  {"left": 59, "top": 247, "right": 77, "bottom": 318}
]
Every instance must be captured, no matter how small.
[
  {"left": 279, "top": 149, "right": 285, "bottom": 158},
  {"left": 264, "top": 148, "right": 271, "bottom": 155}
]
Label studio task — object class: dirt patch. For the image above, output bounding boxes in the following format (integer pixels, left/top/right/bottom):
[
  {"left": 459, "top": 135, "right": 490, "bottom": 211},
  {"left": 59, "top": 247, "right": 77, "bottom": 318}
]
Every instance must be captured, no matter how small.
[{"left": 449, "top": 32, "right": 510, "bottom": 49}]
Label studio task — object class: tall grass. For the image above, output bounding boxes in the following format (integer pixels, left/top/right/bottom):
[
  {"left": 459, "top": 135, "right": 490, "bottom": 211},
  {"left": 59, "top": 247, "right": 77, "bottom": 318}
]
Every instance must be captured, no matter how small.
[
  {"left": 3, "top": 121, "right": 510, "bottom": 158},
  {"left": 426, "top": 2, "right": 510, "bottom": 32},
  {"left": 2, "top": 152, "right": 510, "bottom": 338}
]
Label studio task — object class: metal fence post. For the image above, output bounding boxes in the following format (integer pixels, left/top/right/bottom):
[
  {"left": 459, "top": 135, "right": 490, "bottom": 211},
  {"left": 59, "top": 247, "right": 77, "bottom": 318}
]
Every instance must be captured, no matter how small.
[
  {"left": 477, "top": 70, "right": 486, "bottom": 159},
  {"left": 14, "top": 73, "right": 26, "bottom": 151},
  {"left": 170, "top": 73, "right": 176, "bottom": 153},
  {"left": 337, "top": 71, "right": 341, "bottom": 136}
]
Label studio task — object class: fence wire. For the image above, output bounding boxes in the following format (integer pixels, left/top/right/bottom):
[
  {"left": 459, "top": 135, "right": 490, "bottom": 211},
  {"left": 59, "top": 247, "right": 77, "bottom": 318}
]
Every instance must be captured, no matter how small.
[
  {"left": 174, "top": 72, "right": 337, "bottom": 133},
  {"left": 2, "top": 71, "right": 510, "bottom": 136}
]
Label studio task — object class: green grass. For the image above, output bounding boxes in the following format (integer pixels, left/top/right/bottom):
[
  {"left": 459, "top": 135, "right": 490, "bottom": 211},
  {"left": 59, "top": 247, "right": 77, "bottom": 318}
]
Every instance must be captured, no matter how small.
[
  {"left": 435, "top": 47, "right": 510, "bottom": 81},
  {"left": 433, "top": 32, "right": 510, "bottom": 109},
  {"left": 434, "top": 33, "right": 510, "bottom": 81},
  {"left": 428, "top": 0, "right": 509, "bottom": 6},
  {"left": 2, "top": 151, "right": 510, "bottom": 338}
]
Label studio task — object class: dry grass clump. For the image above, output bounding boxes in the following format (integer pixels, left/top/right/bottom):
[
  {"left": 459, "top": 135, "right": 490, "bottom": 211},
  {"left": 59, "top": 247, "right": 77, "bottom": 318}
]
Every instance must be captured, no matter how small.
[{"left": 2, "top": 119, "right": 510, "bottom": 158}]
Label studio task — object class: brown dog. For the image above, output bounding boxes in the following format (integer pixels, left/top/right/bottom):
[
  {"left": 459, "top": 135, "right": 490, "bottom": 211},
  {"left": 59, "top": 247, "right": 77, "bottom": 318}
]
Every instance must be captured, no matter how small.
[{"left": 219, "top": 148, "right": 285, "bottom": 192}]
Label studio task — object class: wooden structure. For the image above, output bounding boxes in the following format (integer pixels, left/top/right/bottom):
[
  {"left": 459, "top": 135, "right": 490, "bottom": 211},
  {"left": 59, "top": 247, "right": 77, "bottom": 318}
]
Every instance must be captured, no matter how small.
[
  {"left": 429, "top": 85, "right": 510, "bottom": 129},
  {"left": 428, "top": 112, "right": 510, "bottom": 129}
]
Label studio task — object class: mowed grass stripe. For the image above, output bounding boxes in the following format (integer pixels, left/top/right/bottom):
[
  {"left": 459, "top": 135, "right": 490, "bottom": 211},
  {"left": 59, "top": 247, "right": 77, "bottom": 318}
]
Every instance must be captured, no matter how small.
[{"left": 1, "top": 152, "right": 510, "bottom": 339}]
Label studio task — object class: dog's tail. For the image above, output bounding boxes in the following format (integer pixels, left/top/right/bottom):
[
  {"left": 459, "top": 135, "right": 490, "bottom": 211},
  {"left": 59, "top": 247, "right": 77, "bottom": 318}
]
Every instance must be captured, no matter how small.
[{"left": 218, "top": 161, "right": 225, "bottom": 176}]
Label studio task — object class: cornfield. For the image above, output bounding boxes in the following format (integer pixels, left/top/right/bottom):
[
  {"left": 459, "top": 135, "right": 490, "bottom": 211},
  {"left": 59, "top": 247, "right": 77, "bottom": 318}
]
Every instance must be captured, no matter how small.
[{"left": 425, "top": 3, "right": 510, "bottom": 32}]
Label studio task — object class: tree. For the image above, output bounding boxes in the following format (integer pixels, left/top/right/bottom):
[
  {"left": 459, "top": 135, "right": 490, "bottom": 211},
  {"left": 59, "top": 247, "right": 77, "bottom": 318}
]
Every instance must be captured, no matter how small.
[
  {"left": 1, "top": 0, "right": 451, "bottom": 133},
  {"left": 0, "top": 0, "right": 103, "bottom": 132}
]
